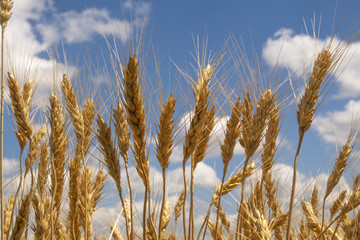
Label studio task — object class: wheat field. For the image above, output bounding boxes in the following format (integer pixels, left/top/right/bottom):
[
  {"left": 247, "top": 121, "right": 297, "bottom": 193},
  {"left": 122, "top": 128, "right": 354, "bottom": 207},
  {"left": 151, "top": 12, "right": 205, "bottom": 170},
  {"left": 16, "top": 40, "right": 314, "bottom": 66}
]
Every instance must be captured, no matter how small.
[{"left": 0, "top": 0, "right": 360, "bottom": 239}]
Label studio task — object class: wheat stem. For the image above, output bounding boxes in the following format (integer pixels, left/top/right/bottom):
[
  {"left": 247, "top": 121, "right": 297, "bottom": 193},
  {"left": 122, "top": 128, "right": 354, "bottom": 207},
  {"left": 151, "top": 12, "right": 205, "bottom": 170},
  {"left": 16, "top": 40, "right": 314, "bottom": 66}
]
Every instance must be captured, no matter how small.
[{"left": 286, "top": 131, "right": 304, "bottom": 240}]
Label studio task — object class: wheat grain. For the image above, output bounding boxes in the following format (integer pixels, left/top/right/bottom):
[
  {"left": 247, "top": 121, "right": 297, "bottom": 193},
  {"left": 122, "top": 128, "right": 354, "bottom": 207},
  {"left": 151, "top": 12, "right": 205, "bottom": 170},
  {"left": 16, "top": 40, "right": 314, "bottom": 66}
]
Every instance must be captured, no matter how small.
[
  {"left": 37, "top": 142, "right": 49, "bottom": 196},
  {"left": 157, "top": 95, "right": 176, "bottom": 170},
  {"left": 10, "top": 190, "right": 32, "bottom": 240},
  {"left": 0, "top": 0, "right": 12, "bottom": 28},
  {"left": 330, "top": 190, "right": 347, "bottom": 220},
  {"left": 4, "top": 194, "right": 14, "bottom": 240},
  {"left": 25, "top": 124, "right": 47, "bottom": 175},
  {"left": 297, "top": 48, "right": 333, "bottom": 134},
  {"left": 7, "top": 73, "right": 32, "bottom": 144}
]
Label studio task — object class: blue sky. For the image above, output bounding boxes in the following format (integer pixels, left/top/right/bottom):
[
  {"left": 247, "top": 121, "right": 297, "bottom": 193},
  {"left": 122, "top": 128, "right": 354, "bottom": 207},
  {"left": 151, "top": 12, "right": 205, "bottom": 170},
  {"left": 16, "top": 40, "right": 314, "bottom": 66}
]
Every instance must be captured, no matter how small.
[{"left": 3, "top": 0, "right": 360, "bottom": 235}]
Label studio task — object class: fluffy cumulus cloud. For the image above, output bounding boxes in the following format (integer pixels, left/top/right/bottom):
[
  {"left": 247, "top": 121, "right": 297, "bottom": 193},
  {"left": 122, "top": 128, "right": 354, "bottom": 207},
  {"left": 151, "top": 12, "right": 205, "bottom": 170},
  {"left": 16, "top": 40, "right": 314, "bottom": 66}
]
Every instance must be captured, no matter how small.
[
  {"left": 4, "top": 0, "right": 150, "bottom": 107},
  {"left": 313, "top": 99, "right": 360, "bottom": 144},
  {"left": 262, "top": 28, "right": 360, "bottom": 98}
]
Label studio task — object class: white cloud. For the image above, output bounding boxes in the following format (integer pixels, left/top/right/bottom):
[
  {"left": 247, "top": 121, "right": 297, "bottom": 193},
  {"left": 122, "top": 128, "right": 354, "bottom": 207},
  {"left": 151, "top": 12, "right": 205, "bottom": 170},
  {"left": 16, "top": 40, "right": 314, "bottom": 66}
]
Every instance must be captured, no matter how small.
[
  {"left": 262, "top": 28, "right": 360, "bottom": 98},
  {"left": 35, "top": 8, "right": 131, "bottom": 45},
  {"left": 313, "top": 99, "right": 360, "bottom": 144},
  {"left": 4, "top": 0, "right": 150, "bottom": 107}
]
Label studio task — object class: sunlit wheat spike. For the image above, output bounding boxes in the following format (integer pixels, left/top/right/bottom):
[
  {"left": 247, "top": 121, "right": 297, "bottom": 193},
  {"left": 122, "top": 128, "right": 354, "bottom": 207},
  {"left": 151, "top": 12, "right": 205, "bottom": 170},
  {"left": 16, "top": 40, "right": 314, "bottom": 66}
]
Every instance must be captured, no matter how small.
[
  {"left": 340, "top": 189, "right": 360, "bottom": 215},
  {"left": 183, "top": 64, "right": 213, "bottom": 163},
  {"left": 4, "top": 194, "right": 14, "bottom": 240},
  {"left": 0, "top": 0, "right": 13, "bottom": 28},
  {"left": 122, "top": 54, "right": 149, "bottom": 187},
  {"left": 221, "top": 97, "right": 242, "bottom": 168},
  {"left": 81, "top": 98, "right": 95, "bottom": 155},
  {"left": 297, "top": 47, "right": 333, "bottom": 134},
  {"left": 156, "top": 94, "right": 176, "bottom": 170},
  {"left": 174, "top": 189, "right": 185, "bottom": 223},
  {"left": 61, "top": 73, "right": 84, "bottom": 137},
  {"left": 208, "top": 220, "right": 224, "bottom": 240},
  {"left": 240, "top": 89, "right": 274, "bottom": 158},
  {"left": 261, "top": 102, "right": 279, "bottom": 176},
  {"left": 7, "top": 73, "right": 33, "bottom": 143},
  {"left": 10, "top": 190, "right": 32, "bottom": 240},
  {"left": 193, "top": 105, "right": 215, "bottom": 168},
  {"left": 25, "top": 124, "right": 47, "bottom": 175},
  {"left": 212, "top": 161, "right": 255, "bottom": 203},
  {"left": 311, "top": 184, "right": 319, "bottom": 217},
  {"left": 324, "top": 139, "right": 353, "bottom": 201},
  {"left": 22, "top": 78, "right": 34, "bottom": 109},
  {"left": 37, "top": 142, "right": 49, "bottom": 196},
  {"left": 330, "top": 190, "right": 347, "bottom": 220},
  {"left": 49, "top": 93, "right": 67, "bottom": 213},
  {"left": 146, "top": 213, "right": 157, "bottom": 240},
  {"left": 110, "top": 225, "right": 123, "bottom": 240},
  {"left": 113, "top": 102, "right": 130, "bottom": 163},
  {"left": 32, "top": 193, "right": 51, "bottom": 239},
  {"left": 301, "top": 200, "right": 338, "bottom": 238},
  {"left": 96, "top": 114, "right": 122, "bottom": 194},
  {"left": 160, "top": 199, "right": 171, "bottom": 234}
]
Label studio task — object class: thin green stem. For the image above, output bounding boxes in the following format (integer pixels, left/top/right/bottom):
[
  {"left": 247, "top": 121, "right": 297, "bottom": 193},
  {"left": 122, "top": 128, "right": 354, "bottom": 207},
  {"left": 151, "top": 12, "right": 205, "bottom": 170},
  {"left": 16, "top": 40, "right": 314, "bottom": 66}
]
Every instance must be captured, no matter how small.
[{"left": 286, "top": 131, "right": 304, "bottom": 240}]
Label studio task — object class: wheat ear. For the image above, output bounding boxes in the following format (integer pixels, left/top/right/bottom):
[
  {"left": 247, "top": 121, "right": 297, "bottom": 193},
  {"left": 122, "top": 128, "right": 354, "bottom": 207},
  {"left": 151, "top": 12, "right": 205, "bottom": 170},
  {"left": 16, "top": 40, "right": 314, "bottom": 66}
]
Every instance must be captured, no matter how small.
[
  {"left": 49, "top": 93, "right": 67, "bottom": 238},
  {"left": 287, "top": 47, "right": 333, "bottom": 240},
  {"left": 113, "top": 102, "right": 134, "bottom": 239},
  {"left": 214, "top": 98, "right": 241, "bottom": 236},
  {"left": 25, "top": 125, "right": 47, "bottom": 175},
  {"left": 156, "top": 95, "right": 176, "bottom": 239},
  {"left": 330, "top": 190, "right": 347, "bottom": 220},
  {"left": 32, "top": 193, "right": 51, "bottom": 239},
  {"left": 96, "top": 114, "right": 130, "bottom": 239},
  {"left": 10, "top": 190, "right": 32, "bottom": 240},
  {"left": 183, "top": 64, "right": 213, "bottom": 240},
  {"left": 37, "top": 142, "right": 49, "bottom": 197},
  {"left": 4, "top": 194, "right": 14, "bottom": 240},
  {"left": 237, "top": 89, "right": 273, "bottom": 240},
  {"left": 321, "top": 138, "right": 353, "bottom": 232},
  {"left": 122, "top": 55, "right": 149, "bottom": 239}
]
